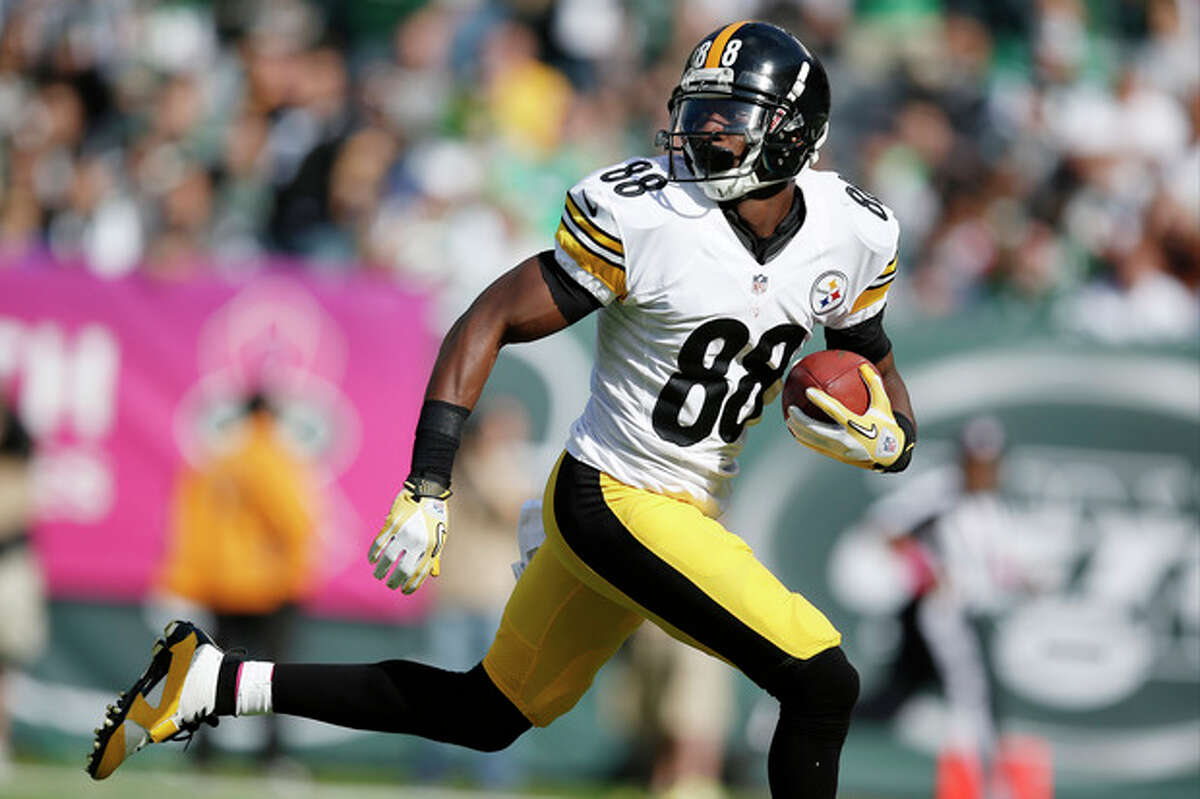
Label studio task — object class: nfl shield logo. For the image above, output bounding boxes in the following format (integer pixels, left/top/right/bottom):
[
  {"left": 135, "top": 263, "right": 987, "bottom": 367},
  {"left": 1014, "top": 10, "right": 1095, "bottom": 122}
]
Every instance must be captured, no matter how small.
[{"left": 752, "top": 274, "right": 768, "bottom": 295}]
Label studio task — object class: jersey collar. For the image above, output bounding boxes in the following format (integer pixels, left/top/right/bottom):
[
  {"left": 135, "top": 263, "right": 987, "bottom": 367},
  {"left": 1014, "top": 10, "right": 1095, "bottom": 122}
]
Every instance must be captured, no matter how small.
[{"left": 719, "top": 186, "right": 807, "bottom": 265}]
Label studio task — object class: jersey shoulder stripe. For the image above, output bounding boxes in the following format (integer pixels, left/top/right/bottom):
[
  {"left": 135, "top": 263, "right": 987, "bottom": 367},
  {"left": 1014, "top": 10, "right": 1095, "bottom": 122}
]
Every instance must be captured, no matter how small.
[
  {"left": 564, "top": 193, "right": 623, "bottom": 258},
  {"left": 871, "top": 255, "right": 898, "bottom": 285},
  {"left": 555, "top": 170, "right": 637, "bottom": 303},
  {"left": 557, "top": 210, "right": 624, "bottom": 271},
  {"left": 555, "top": 221, "right": 626, "bottom": 298},
  {"left": 554, "top": 156, "right": 679, "bottom": 304},
  {"left": 851, "top": 254, "right": 898, "bottom": 313}
]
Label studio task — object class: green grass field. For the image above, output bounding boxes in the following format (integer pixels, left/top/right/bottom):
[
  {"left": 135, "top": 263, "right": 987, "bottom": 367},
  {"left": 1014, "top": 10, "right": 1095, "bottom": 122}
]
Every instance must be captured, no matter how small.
[
  {"left": 0, "top": 762, "right": 784, "bottom": 799},
  {"left": 4, "top": 762, "right": 564, "bottom": 798}
]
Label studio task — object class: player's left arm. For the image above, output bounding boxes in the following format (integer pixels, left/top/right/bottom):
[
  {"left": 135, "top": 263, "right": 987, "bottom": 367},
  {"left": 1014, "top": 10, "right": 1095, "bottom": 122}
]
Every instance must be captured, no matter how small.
[
  {"left": 821, "top": 306, "right": 915, "bottom": 433},
  {"left": 814, "top": 190, "right": 917, "bottom": 471},
  {"left": 869, "top": 348, "right": 917, "bottom": 472},
  {"left": 789, "top": 217, "right": 917, "bottom": 472},
  {"left": 787, "top": 315, "right": 917, "bottom": 473},
  {"left": 874, "top": 349, "right": 916, "bottom": 441}
]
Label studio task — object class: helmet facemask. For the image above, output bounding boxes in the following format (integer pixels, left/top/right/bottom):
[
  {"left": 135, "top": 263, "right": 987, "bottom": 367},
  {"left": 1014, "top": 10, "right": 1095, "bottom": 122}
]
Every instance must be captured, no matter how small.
[{"left": 660, "top": 95, "right": 783, "bottom": 201}]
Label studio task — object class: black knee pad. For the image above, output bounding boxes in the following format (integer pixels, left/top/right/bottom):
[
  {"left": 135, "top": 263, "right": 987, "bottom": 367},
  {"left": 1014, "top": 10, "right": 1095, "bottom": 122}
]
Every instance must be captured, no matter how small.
[
  {"left": 763, "top": 647, "right": 859, "bottom": 796},
  {"left": 765, "top": 646, "right": 860, "bottom": 719}
]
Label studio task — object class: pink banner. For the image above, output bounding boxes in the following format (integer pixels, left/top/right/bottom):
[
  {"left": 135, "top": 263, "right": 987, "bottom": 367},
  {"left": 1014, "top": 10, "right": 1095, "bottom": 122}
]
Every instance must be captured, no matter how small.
[{"left": 0, "top": 261, "right": 439, "bottom": 620}]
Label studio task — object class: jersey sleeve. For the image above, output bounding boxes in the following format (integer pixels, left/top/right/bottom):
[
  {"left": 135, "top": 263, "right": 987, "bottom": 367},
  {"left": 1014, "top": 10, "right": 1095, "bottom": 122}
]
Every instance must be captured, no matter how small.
[
  {"left": 825, "top": 179, "right": 901, "bottom": 330},
  {"left": 553, "top": 177, "right": 627, "bottom": 306},
  {"left": 843, "top": 251, "right": 898, "bottom": 321}
]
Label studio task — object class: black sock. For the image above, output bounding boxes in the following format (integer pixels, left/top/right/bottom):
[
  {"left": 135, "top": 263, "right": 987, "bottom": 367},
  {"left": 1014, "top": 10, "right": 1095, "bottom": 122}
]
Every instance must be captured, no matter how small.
[
  {"left": 214, "top": 656, "right": 243, "bottom": 716},
  {"left": 271, "top": 660, "right": 531, "bottom": 751}
]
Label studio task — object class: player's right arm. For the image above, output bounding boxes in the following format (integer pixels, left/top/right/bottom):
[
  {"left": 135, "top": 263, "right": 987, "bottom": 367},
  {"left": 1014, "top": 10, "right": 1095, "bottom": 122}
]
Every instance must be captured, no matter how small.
[
  {"left": 368, "top": 250, "right": 599, "bottom": 593},
  {"left": 370, "top": 168, "right": 627, "bottom": 594},
  {"left": 425, "top": 252, "right": 583, "bottom": 410}
]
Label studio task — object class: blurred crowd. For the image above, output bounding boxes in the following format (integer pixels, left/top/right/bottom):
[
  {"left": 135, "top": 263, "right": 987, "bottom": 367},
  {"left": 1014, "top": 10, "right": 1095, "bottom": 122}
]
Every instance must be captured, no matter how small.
[{"left": 0, "top": 0, "right": 1196, "bottom": 339}]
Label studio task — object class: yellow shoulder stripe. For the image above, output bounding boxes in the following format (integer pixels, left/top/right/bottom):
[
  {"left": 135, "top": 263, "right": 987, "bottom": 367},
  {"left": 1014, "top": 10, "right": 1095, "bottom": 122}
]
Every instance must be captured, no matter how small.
[
  {"left": 564, "top": 194, "right": 624, "bottom": 257},
  {"left": 556, "top": 224, "right": 626, "bottom": 298},
  {"left": 851, "top": 282, "right": 892, "bottom": 313},
  {"left": 866, "top": 256, "right": 899, "bottom": 289},
  {"left": 704, "top": 21, "right": 750, "bottom": 68}
]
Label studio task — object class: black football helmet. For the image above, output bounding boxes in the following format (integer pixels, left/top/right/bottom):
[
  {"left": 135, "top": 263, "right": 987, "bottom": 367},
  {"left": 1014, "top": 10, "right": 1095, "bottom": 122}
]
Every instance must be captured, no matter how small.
[{"left": 657, "top": 21, "right": 831, "bottom": 201}]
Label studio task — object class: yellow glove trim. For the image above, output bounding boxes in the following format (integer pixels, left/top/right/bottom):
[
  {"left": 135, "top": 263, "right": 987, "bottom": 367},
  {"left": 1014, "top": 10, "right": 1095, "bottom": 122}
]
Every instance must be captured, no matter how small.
[
  {"left": 369, "top": 484, "right": 449, "bottom": 594},
  {"left": 805, "top": 364, "right": 905, "bottom": 470}
]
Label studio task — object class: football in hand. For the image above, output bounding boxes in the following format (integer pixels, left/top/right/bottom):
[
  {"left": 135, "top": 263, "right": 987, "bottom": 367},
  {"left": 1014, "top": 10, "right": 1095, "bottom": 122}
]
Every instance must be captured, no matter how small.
[{"left": 782, "top": 350, "right": 877, "bottom": 424}]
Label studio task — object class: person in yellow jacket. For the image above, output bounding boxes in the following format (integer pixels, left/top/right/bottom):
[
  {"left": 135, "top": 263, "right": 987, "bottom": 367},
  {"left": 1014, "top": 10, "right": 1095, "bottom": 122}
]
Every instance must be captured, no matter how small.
[{"left": 158, "top": 392, "right": 318, "bottom": 764}]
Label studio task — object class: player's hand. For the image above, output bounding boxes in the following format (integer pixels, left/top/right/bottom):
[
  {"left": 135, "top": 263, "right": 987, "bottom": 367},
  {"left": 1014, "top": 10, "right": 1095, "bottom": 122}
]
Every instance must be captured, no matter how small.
[
  {"left": 786, "top": 364, "right": 910, "bottom": 472},
  {"left": 368, "top": 479, "right": 450, "bottom": 594}
]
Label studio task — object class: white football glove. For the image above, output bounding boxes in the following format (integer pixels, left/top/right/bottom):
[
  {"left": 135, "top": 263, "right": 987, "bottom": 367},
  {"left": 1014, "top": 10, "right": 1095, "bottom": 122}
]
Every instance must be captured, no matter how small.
[
  {"left": 368, "top": 479, "right": 449, "bottom": 594},
  {"left": 786, "top": 363, "right": 912, "bottom": 472}
]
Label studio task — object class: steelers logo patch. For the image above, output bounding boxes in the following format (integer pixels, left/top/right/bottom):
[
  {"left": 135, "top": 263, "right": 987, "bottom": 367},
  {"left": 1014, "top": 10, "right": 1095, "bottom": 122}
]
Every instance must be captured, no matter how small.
[{"left": 810, "top": 270, "right": 849, "bottom": 315}]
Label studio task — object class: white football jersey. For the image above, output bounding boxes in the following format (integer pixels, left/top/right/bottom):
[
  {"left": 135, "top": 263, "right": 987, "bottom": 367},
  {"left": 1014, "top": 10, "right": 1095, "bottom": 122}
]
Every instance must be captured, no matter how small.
[{"left": 554, "top": 155, "right": 899, "bottom": 516}]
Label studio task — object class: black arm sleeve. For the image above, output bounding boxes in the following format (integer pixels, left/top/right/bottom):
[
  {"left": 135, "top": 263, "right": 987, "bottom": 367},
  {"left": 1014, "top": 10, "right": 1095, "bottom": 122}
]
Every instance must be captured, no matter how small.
[
  {"left": 537, "top": 250, "right": 601, "bottom": 324},
  {"left": 884, "top": 413, "right": 916, "bottom": 473},
  {"left": 407, "top": 400, "right": 469, "bottom": 493},
  {"left": 824, "top": 310, "right": 892, "bottom": 363}
]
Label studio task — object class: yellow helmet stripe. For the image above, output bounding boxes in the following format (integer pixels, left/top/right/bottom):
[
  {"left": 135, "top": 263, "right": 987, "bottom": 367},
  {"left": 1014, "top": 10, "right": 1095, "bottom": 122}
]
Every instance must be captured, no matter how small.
[
  {"left": 564, "top": 194, "right": 624, "bottom": 257},
  {"left": 705, "top": 20, "right": 750, "bottom": 68}
]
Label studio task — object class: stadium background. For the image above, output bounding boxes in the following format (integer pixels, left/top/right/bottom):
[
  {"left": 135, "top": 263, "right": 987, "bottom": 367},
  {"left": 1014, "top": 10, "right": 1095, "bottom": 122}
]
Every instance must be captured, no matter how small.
[{"left": 0, "top": 0, "right": 1196, "bottom": 797}]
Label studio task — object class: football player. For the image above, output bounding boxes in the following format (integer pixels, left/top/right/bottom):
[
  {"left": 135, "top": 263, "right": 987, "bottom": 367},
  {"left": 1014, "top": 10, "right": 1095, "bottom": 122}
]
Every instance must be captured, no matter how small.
[{"left": 88, "top": 21, "right": 916, "bottom": 798}]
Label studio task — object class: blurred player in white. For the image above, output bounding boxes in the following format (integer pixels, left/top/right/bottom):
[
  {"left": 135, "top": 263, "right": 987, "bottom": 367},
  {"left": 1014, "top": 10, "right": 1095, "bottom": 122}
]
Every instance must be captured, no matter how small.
[
  {"left": 89, "top": 21, "right": 917, "bottom": 798},
  {"left": 857, "top": 417, "right": 1046, "bottom": 798}
]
